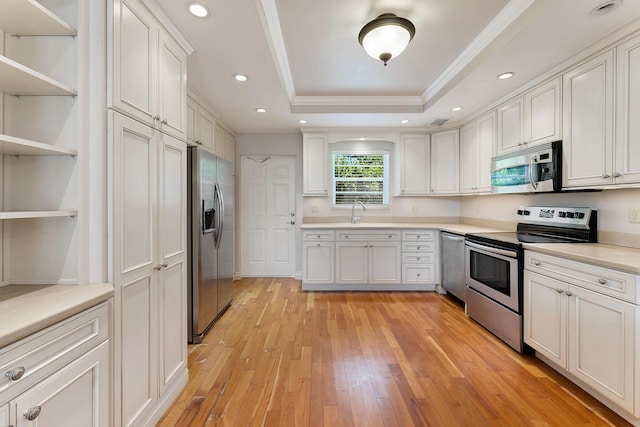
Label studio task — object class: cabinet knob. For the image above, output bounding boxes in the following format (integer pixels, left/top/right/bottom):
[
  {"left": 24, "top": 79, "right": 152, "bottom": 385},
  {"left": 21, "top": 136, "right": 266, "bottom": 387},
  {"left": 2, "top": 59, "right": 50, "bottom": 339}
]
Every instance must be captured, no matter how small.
[
  {"left": 598, "top": 278, "right": 607, "bottom": 285},
  {"left": 161, "top": 118, "right": 168, "bottom": 125},
  {"left": 612, "top": 172, "right": 621, "bottom": 178},
  {"left": 416, "top": 273, "right": 421, "bottom": 277},
  {"left": 602, "top": 173, "right": 611, "bottom": 179},
  {"left": 417, "top": 257, "right": 421, "bottom": 261},
  {"left": 316, "top": 243, "right": 321, "bottom": 247},
  {"left": 388, "top": 235, "right": 392, "bottom": 238},
  {"left": 345, "top": 235, "right": 349, "bottom": 239},
  {"left": 6, "top": 366, "right": 26, "bottom": 381},
  {"left": 154, "top": 264, "right": 163, "bottom": 270},
  {"left": 533, "top": 260, "right": 541, "bottom": 266},
  {"left": 24, "top": 406, "right": 42, "bottom": 421},
  {"left": 153, "top": 115, "right": 161, "bottom": 121},
  {"left": 556, "top": 288, "right": 564, "bottom": 294},
  {"left": 317, "top": 235, "right": 321, "bottom": 238},
  {"left": 566, "top": 291, "right": 574, "bottom": 297},
  {"left": 195, "top": 140, "right": 202, "bottom": 145},
  {"left": 417, "top": 246, "right": 421, "bottom": 250}
]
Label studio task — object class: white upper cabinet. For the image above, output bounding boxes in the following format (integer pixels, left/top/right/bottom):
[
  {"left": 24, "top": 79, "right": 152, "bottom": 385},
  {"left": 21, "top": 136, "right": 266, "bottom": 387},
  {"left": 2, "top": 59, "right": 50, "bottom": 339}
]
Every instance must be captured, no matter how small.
[
  {"left": 563, "top": 51, "right": 615, "bottom": 188},
  {"left": 302, "top": 133, "right": 329, "bottom": 196},
  {"left": 460, "top": 112, "right": 495, "bottom": 194},
  {"left": 615, "top": 34, "right": 640, "bottom": 185},
  {"left": 430, "top": 129, "right": 459, "bottom": 195},
  {"left": 397, "top": 134, "right": 430, "bottom": 195},
  {"left": 186, "top": 95, "right": 215, "bottom": 152},
  {"left": 110, "top": 0, "right": 188, "bottom": 139},
  {"left": 497, "top": 78, "right": 561, "bottom": 154}
]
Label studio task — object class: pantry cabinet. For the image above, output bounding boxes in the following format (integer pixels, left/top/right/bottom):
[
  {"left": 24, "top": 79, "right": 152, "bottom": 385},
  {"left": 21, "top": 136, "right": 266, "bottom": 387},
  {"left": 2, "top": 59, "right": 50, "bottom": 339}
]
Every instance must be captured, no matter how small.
[
  {"left": 430, "top": 129, "right": 459, "bottom": 194},
  {"left": 110, "top": 112, "right": 188, "bottom": 427},
  {"left": 397, "top": 134, "right": 431, "bottom": 195},
  {"left": 524, "top": 251, "right": 639, "bottom": 415},
  {"left": 497, "top": 78, "right": 561, "bottom": 154},
  {"left": 110, "top": 0, "right": 188, "bottom": 139},
  {"left": 562, "top": 51, "right": 615, "bottom": 188}
]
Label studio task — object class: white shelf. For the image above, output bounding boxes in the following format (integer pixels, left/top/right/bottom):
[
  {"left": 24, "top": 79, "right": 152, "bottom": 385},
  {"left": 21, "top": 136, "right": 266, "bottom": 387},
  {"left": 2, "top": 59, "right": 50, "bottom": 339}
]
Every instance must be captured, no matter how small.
[
  {"left": 0, "top": 0, "right": 76, "bottom": 36},
  {"left": 0, "top": 134, "right": 76, "bottom": 156},
  {"left": 0, "top": 211, "right": 77, "bottom": 220},
  {"left": 0, "top": 55, "right": 77, "bottom": 96}
]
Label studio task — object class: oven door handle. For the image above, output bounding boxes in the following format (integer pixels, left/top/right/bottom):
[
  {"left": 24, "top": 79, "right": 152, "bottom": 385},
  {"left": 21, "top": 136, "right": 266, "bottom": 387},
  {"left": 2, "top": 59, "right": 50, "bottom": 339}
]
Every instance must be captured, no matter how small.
[{"left": 465, "top": 241, "right": 519, "bottom": 259}]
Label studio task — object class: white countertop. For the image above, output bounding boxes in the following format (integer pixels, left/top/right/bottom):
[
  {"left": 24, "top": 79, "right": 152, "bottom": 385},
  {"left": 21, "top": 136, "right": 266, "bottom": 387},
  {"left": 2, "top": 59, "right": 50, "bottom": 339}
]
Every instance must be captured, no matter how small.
[
  {"left": 300, "top": 222, "right": 507, "bottom": 235},
  {"left": 523, "top": 243, "right": 640, "bottom": 274},
  {"left": 0, "top": 283, "right": 114, "bottom": 348}
]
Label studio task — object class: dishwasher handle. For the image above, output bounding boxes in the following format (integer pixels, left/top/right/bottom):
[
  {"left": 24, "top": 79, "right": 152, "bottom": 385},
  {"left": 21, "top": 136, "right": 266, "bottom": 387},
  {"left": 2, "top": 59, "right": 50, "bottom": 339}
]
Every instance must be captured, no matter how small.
[{"left": 441, "top": 232, "right": 464, "bottom": 242}]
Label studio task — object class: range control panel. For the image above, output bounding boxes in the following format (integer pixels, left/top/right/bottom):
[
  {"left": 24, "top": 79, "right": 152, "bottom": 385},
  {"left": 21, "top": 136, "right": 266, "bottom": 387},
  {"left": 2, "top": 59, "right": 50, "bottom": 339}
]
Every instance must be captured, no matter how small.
[{"left": 516, "top": 206, "right": 594, "bottom": 228}]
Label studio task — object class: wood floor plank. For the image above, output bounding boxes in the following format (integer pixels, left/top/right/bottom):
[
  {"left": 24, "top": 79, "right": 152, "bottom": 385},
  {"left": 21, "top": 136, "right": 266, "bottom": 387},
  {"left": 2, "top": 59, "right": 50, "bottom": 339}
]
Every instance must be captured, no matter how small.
[{"left": 157, "top": 278, "right": 632, "bottom": 427}]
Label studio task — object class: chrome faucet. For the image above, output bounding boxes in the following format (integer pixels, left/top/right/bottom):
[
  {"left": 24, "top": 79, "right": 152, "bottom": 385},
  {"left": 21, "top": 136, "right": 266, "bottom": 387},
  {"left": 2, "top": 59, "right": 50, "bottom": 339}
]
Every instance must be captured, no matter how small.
[{"left": 351, "top": 200, "right": 366, "bottom": 224}]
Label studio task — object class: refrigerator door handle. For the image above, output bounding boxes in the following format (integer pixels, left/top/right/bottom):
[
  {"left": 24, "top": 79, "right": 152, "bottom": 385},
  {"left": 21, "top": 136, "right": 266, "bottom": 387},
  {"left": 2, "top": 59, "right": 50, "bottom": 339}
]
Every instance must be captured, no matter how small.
[{"left": 214, "top": 182, "right": 225, "bottom": 249}]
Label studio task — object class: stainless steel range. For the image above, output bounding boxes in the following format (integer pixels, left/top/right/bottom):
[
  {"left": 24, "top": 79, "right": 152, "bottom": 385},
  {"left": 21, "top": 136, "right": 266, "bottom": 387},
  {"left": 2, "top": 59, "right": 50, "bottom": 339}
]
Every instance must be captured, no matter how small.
[{"left": 464, "top": 206, "right": 598, "bottom": 352}]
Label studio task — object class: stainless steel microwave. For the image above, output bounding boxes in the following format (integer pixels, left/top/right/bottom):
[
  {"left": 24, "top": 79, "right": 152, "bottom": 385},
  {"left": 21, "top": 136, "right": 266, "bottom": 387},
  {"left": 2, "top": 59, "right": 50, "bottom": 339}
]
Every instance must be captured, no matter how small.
[{"left": 491, "top": 141, "right": 562, "bottom": 194}]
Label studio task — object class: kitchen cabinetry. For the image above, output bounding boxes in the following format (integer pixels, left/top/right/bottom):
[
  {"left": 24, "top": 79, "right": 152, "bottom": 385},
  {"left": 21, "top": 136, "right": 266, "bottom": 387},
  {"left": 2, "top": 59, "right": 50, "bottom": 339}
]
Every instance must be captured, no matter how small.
[
  {"left": 524, "top": 251, "right": 639, "bottom": 416},
  {"left": 0, "top": 0, "right": 84, "bottom": 285},
  {"left": 459, "top": 112, "right": 495, "bottom": 194},
  {"left": 401, "top": 230, "right": 437, "bottom": 289},
  {"left": 615, "top": 34, "right": 640, "bottom": 185},
  {"left": 335, "top": 230, "right": 401, "bottom": 286},
  {"left": 497, "top": 78, "right": 561, "bottom": 154},
  {"left": 187, "top": 95, "right": 215, "bottom": 152},
  {"left": 397, "top": 134, "right": 431, "bottom": 195},
  {"left": 110, "top": 112, "right": 188, "bottom": 426},
  {"left": 214, "top": 124, "right": 236, "bottom": 163},
  {"left": 562, "top": 51, "right": 615, "bottom": 188},
  {"left": 302, "top": 231, "right": 335, "bottom": 285},
  {"left": 302, "top": 133, "right": 329, "bottom": 196},
  {"left": 0, "top": 303, "right": 110, "bottom": 427},
  {"left": 110, "top": 0, "right": 188, "bottom": 139},
  {"left": 430, "top": 129, "right": 459, "bottom": 194}
]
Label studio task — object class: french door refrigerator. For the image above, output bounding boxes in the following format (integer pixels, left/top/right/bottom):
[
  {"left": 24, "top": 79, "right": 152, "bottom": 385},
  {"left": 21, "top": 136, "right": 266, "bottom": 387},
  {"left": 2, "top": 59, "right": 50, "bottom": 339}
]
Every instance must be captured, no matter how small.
[{"left": 187, "top": 147, "right": 234, "bottom": 344}]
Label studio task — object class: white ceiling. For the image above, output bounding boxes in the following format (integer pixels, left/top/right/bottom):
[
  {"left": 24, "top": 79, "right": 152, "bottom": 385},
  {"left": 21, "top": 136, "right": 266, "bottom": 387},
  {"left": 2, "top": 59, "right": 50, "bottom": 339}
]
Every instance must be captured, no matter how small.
[{"left": 155, "top": 0, "right": 640, "bottom": 134}]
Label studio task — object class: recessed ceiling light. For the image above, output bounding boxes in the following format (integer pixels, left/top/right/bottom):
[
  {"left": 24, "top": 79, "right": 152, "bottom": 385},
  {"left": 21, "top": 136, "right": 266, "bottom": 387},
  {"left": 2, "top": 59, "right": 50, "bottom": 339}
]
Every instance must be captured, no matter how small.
[
  {"left": 590, "top": 0, "right": 623, "bottom": 16},
  {"left": 400, "top": 119, "right": 409, "bottom": 124},
  {"left": 451, "top": 106, "right": 463, "bottom": 112},
  {"left": 234, "top": 74, "right": 248, "bottom": 82},
  {"left": 255, "top": 108, "right": 266, "bottom": 113},
  {"left": 497, "top": 72, "right": 515, "bottom": 80},
  {"left": 359, "top": 138, "right": 366, "bottom": 141},
  {"left": 299, "top": 120, "right": 308, "bottom": 124},
  {"left": 187, "top": 2, "right": 209, "bottom": 18}
]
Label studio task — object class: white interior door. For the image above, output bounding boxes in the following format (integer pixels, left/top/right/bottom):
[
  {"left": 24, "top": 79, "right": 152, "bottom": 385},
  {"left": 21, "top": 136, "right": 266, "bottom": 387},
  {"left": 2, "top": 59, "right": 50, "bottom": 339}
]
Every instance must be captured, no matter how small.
[{"left": 241, "top": 156, "right": 296, "bottom": 276}]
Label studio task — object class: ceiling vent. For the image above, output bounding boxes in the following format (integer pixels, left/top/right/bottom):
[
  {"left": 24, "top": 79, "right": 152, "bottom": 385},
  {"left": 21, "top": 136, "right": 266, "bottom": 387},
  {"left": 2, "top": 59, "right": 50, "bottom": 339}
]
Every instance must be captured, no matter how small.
[{"left": 428, "top": 118, "right": 449, "bottom": 127}]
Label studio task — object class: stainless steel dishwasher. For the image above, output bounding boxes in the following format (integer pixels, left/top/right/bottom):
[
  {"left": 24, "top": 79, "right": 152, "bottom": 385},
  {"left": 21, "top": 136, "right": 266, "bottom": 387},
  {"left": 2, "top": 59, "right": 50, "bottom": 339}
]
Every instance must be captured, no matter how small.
[{"left": 440, "top": 231, "right": 466, "bottom": 302}]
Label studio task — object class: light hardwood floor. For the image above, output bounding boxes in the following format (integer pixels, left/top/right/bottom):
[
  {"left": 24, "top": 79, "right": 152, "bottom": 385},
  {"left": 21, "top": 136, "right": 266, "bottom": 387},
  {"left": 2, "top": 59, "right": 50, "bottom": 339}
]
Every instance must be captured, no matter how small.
[{"left": 158, "top": 277, "right": 631, "bottom": 426}]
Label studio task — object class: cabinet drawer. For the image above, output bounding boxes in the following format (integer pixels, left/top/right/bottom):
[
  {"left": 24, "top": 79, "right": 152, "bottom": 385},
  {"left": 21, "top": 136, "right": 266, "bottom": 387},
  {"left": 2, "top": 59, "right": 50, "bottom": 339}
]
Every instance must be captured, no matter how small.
[
  {"left": 302, "top": 231, "right": 335, "bottom": 241},
  {"left": 336, "top": 230, "right": 400, "bottom": 241},
  {"left": 0, "top": 302, "right": 109, "bottom": 402},
  {"left": 402, "top": 253, "right": 434, "bottom": 264},
  {"left": 525, "top": 251, "right": 639, "bottom": 304},
  {"left": 403, "top": 266, "right": 435, "bottom": 283},
  {"left": 402, "top": 242, "right": 435, "bottom": 253},
  {"left": 402, "top": 230, "right": 436, "bottom": 241}
]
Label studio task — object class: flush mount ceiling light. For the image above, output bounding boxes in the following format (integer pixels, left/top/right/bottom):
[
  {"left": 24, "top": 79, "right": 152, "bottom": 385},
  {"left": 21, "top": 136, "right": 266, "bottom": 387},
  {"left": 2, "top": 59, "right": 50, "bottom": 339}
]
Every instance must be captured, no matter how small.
[
  {"left": 358, "top": 13, "right": 416, "bottom": 66},
  {"left": 497, "top": 71, "right": 515, "bottom": 80},
  {"left": 590, "top": 0, "right": 623, "bottom": 16},
  {"left": 187, "top": 2, "right": 209, "bottom": 18}
]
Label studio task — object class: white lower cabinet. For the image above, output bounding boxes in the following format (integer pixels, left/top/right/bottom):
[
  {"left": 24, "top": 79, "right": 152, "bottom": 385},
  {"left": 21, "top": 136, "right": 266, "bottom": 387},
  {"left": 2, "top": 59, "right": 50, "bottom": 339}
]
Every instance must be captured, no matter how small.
[
  {"left": 524, "top": 251, "right": 639, "bottom": 417},
  {"left": 335, "top": 241, "right": 401, "bottom": 285},
  {"left": 0, "top": 404, "right": 7, "bottom": 426},
  {"left": 302, "top": 231, "right": 335, "bottom": 285},
  {"left": 401, "top": 230, "right": 437, "bottom": 288}
]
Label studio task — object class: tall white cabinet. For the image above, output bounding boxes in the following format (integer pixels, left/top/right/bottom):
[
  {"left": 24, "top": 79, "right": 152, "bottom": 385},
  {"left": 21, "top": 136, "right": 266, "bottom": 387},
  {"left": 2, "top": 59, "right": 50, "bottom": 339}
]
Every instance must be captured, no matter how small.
[{"left": 109, "top": 0, "right": 191, "bottom": 425}]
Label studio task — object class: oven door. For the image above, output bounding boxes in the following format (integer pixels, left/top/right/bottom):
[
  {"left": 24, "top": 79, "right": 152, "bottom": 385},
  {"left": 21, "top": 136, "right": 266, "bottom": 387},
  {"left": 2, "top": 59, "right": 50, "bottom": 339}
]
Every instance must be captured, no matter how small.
[{"left": 465, "top": 241, "right": 520, "bottom": 312}]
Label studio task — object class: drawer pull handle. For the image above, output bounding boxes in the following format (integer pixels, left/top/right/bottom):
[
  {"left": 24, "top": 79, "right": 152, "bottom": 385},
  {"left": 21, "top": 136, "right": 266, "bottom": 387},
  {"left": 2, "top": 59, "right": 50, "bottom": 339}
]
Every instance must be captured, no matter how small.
[
  {"left": 317, "top": 243, "right": 321, "bottom": 247},
  {"left": 417, "top": 246, "right": 421, "bottom": 250},
  {"left": 416, "top": 273, "right": 421, "bottom": 277},
  {"left": 6, "top": 366, "right": 26, "bottom": 381},
  {"left": 317, "top": 235, "right": 321, "bottom": 238},
  {"left": 388, "top": 235, "right": 393, "bottom": 238},
  {"left": 556, "top": 288, "right": 564, "bottom": 294},
  {"left": 24, "top": 406, "right": 41, "bottom": 421},
  {"left": 417, "top": 257, "right": 421, "bottom": 261},
  {"left": 598, "top": 278, "right": 607, "bottom": 285}
]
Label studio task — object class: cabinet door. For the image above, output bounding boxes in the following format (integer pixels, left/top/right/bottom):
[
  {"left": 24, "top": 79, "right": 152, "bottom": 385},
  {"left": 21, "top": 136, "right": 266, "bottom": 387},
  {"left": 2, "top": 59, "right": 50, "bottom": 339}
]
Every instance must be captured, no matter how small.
[
  {"left": 399, "top": 134, "right": 430, "bottom": 195},
  {"left": 0, "top": 404, "right": 8, "bottom": 426},
  {"left": 197, "top": 108, "right": 215, "bottom": 152},
  {"left": 476, "top": 111, "right": 496, "bottom": 192},
  {"left": 563, "top": 51, "right": 615, "bottom": 188},
  {"left": 213, "top": 125, "right": 225, "bottom": 158},
  {"left": 12, "top": 341, "right": 109, "bottom": 427},
  {"left": 459, "top": 123, "right": 476, "bottom": 194},
  {"left": 523, "top": 271, "right": 567, "bottom": 368},
  {"left": 525, "top": 78, "right": 561, "bottom": 146},
  {"left": 615, "top": 35, "right": 640, "bottom": 184},
  {"left": 158, "top": 29, "right": 187, "bottom": 138},
  {"left": 303, "top": 242, "right": 334, "bottom": 283},
  {"left": 430, "top": 130, "right": 459, "bottom": 194},
  {"left": 302, "top": 134, "right": 329, "bottom": 195},
  {"left": 223, "top": 131, "right": 235, "bottom": 163},
  {"left": 335, "top": 242, "right": 367, "bottom": 283},
  {"left": 186, "top": 98, "right": 197, "bottom": 143},
  {"left": 497, "top": 97, "right": 523, "bottom": 153},
  {"left": 157, "top": 134, "right": 187, "bottom": 397},
  {"left": 369, "top": 242, "right": 401, "bottom": 284},
  {"left": 111, "top": 0, "right": 158, "bottom": 126},
  {"left": 568, "top": 285, "right": 637, "bottom": 414}
]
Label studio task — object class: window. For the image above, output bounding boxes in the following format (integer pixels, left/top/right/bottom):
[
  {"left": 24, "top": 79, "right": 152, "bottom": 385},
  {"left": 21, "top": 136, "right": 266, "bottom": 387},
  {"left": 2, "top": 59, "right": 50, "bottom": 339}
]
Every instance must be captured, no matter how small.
[{"left": 333, "top": 152, "right": 389, "bottom": 205}]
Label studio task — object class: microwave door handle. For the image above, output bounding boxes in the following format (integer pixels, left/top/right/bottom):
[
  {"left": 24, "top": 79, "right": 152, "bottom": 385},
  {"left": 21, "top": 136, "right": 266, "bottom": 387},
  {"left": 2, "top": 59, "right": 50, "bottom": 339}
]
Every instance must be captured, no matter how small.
[{"left": 529, "top": 157, "right": 538, "bottom": 190}]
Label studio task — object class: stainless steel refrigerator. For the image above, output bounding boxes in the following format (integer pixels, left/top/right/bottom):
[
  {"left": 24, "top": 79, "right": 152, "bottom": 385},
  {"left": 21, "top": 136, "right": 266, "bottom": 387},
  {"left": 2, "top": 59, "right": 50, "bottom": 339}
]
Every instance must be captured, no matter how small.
[{"left": 187, "top": 147, "right": 234, "bottom": 344}]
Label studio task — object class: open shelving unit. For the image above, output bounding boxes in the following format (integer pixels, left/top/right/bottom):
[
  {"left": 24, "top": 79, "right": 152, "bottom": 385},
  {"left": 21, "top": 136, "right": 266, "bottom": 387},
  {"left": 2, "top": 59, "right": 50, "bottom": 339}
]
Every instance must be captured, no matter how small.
[
  {"left": 0, "top": 134, "right": 77, "bottom": 156},
  {"left": 0, "top": 0, "right": 77, "bottom": 36}
]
